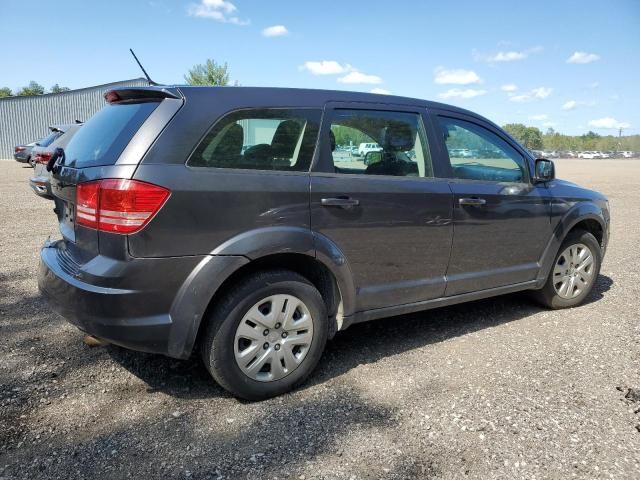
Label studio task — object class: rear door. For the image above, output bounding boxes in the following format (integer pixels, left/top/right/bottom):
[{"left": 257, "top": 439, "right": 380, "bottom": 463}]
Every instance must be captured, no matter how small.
[
  {"left": 430, "top": 111, "right": 552, "bottom": 296},
  {"left": 310, "top": 103, "right": 453, "bottom": 313}
]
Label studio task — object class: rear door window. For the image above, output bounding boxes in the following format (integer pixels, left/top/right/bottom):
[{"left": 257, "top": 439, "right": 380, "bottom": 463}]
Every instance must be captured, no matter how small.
[{"left": 63, "top": 101, "right": 160, "bottom": 168}]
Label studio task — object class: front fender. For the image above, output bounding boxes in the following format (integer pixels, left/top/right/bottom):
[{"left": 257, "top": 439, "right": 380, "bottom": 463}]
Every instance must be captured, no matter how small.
[{"left": 536, "top": 201, "right": 606, "bottom": 287}]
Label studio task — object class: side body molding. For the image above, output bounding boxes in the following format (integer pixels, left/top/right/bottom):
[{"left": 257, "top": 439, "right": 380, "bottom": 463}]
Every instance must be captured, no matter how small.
[
  {"left": 168, "top": 226, "right": 356, "bottom": 358},
  {"left": 535, "top": 201, "right": 607, "bottom": 288}
]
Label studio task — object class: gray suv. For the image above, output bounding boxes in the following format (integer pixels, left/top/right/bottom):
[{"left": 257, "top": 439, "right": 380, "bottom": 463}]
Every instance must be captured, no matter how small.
[{"left": 38, "top": 86, "right": 610, "bottom": 400}]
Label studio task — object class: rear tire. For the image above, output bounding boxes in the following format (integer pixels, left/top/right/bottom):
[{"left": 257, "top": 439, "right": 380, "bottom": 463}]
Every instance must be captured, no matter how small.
[
  {"left": 534, "top": 229, "right": 602, "bottom": 309},
  {"left": 200, "top": 270, "right": 328, "bottom": 401}
]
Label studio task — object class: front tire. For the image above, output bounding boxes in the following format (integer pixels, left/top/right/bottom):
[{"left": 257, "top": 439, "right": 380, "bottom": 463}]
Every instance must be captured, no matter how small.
[
  {"left": 200, "top": 270, "right": 328, "bottom": 400},
  {"left": 534, "top": 229, "right": 602, "bottom": 309}
]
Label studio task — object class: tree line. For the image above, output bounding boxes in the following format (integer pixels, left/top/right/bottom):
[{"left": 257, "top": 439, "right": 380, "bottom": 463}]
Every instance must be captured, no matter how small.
[
  {"left": 503, "top": 123, "right": 639, "bottom": 152},
  {"left": 0, "top": 81, "right": 70, "bottom": 98}
]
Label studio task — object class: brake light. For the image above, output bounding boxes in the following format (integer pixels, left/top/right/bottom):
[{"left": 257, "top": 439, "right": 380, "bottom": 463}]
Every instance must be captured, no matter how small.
[
  {"left": 15, "top": 146, "right": 25, "bottom": 152},
  {"left": 35, "top": 152, "right": 52, "bottom": 164},
  {"left": 76, "top": 179, "right": 170, "bottom": 234},
  {"left": 104, "top": 90, "right": 121, "bottom": 103}
]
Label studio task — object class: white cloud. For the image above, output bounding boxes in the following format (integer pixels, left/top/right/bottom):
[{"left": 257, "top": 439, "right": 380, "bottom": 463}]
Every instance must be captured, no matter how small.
[
  {"left": 300, "top": 61, "right": 351, "bottom": 75},
  {"left": 370, "top": 88, "right": 391, "bottom": 95},
  {"left": 588, "top": 117, "right": 631, "bottom": 129},
  {"left": 509, "top": 87, "right": 552, "bottom": 102},
  {"left": 588, "top": 81, "right": 600, "bottom": 88},
  {"left": 438, "top": 88, "right": 487, "bottom": 100},
  {"left": 187, "top": 0, "right": 248, "bottom": 24},
  {"left": 488, "top": 51, "right": 526, "bottom": 62},
  {"left": 501, "top": 84, "right": 518, "bottom": 93},
  {"left": 529, "top": 114, "right": 548, "bottom": 121},
  {"left": 474, "top": 46, "right": 542, "bottom": 63},
  {"left": 338, "top": 71, "right": 382, "bottom": 85},
  {"left": 434, "top": 67, "right": 481, "bottom": 85},
  {"left": 262, "top": 25, "right": 288, "bottom": 37},
  {"left": 567, "top": 51, "right": 600, "bottom": 64},
  {"left": 562, "top": 100, "right": 577, "bottom": 110}
]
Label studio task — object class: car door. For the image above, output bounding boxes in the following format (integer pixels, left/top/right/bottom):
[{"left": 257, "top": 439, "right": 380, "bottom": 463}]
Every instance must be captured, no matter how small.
[
  {"left": 310, "top": 103, "right": 453, "bottom": 313},
  {"left": 430, "top": 110, "right": 552, "bottom": 296}
]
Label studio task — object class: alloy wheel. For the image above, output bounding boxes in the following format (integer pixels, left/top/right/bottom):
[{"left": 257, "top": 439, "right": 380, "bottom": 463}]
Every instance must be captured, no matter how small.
[{"left": 553, "top": 243, "right": 595, "bottom": 299}]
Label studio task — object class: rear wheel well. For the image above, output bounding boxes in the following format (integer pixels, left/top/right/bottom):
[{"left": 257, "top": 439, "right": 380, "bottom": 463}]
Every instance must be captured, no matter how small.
[
  {"left": 569, "top": 219, "right": 603, "bottom": 247},
  {"left": 195, "top": 254, "right": 341, "bottom": 351}
]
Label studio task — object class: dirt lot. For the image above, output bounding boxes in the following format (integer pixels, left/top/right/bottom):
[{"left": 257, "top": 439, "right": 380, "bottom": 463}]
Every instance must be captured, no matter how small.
[{"left": 1, "top": 159, "right": 639, "bottom": 479}]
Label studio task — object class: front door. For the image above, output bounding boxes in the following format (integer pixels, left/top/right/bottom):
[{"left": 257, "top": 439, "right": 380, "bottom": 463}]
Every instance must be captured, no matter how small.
[
  {"left": 310, "top": 105, "right": 453, "bottom": 313},
  {"left": 432, "top": 113, "right": 552, "bottom": 296}
]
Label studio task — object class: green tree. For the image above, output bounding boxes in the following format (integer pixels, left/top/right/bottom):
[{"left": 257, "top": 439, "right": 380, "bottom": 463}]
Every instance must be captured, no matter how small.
[
  {"left": 50, "top": 84, "right": 70, "bottom": 93},
  {"left": 0, "top": 87, "right": 12, "bottom": 98},
  {"left": 184, "top": 59, "right": 230, "bottom": 86},
  {"left": 503, "top": 123, "right": 543, "bottom": 150},
  {"left": 580, "top": 131, "right": 600, "bottom": 150},
  {"left": 16, "top": 81, "right": 45, "bottom": 96}
]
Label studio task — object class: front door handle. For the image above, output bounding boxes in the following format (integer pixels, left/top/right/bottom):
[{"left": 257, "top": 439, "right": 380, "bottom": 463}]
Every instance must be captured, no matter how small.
[
  {"left": 458, "top": 197, "right": 487, "bottom": 206},
  {"left": 321, "top": 197, "right": 360, "bottom": 208}
]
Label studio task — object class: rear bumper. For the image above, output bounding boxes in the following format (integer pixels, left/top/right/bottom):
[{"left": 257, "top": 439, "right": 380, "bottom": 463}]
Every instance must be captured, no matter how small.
[
  {"left": 29, "top": 176, "right": 53, "bottom": 199},
  {"left": 38, "top": 241, "right": 247, "bottom": 358}
]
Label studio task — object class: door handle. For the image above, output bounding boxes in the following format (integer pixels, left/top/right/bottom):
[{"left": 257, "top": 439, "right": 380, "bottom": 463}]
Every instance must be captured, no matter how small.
[
  {"left": 458, "top": 197, "right": 487, "bottom": 206},
  {"left": 321, "top": 197, "right": 360, "bottom": 208}
]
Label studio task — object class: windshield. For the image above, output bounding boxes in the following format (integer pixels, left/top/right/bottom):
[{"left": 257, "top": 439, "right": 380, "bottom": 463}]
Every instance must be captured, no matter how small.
[{"left": 63, "top": 100, "right": 160, "bottom": 168}]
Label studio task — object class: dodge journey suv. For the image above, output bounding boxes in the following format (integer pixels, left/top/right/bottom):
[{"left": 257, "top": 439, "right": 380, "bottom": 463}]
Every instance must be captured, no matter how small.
[{"left": 38, "top": 86, "right": 610, "bottom": 400}]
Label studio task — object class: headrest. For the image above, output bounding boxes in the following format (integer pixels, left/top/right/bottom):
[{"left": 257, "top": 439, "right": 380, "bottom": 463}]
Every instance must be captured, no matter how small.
[
  {"left": 329, "top": 130, "right": 336, "bottom": 151},
  {"left": 271, "top": 120, "right": 303, "bottom": 158},
  {"left": 382, "top": 122, "right": 415, "bottom": 151},
  {"left": 213, "top": 123, "right": 243, "bottom": 158}
]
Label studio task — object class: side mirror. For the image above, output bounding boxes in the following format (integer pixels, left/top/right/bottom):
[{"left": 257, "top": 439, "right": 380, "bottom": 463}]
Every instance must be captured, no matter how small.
[
  {"left": 364, "top": 151, "right": 382, "bottom": 166},
  {"left": 534, "top": 158, "right": 555, "bottom": 182}
]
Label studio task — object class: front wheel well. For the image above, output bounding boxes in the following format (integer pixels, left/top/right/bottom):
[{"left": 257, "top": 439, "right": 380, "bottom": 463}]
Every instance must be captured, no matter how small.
[
  {"left": 569, "top": 218, "right": 604, "bottom": 247},
  {"left": 194, "top": 253, "right": 342, "bottom": 351}
]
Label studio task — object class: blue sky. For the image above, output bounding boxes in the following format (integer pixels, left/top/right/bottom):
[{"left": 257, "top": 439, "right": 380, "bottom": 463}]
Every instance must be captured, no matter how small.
[{"left": 2, "top": 0, "right": 639, "bottom": 135}]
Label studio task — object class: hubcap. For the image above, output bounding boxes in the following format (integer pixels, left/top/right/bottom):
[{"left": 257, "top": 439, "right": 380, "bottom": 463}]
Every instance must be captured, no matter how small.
[
  {"left": 553, "top": 243, "right": 595, "bottom": 299},
  {"left": 234, "top": 294, "right": 314, "bottom": 382}
]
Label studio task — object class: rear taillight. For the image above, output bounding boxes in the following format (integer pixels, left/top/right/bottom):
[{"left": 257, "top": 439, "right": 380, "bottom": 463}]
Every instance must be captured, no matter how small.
[
  {"left": 76, "top": 179, "right": 170, "bottom": 234},
  {"left": 15, "top": 146, "right": 25, "bottom": 152},
  {"left": 35, "top": 152, "right": 52, "bottom": 164}
]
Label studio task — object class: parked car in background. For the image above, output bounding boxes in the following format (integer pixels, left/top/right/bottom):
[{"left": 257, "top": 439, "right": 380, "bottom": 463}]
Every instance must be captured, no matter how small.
[
  {"left": 29, "top": 123, "right": 82, "bottom": 199},
  {"left": 29, "top": 126, "right": 68, "bottom": 167},
  {"left": 620, "top": 151, "right": 634, "bottom": 158},
  {"left": 598, "top": 151, "right": 611, "bottom": 159},
  {"left": 358, "top": 142, "right": 382, "bottom": 156},
  {"left": 14, "top": 142, "right": 37, "bottom": 166},
  {"left": 38, "top": 86, "right": 610, "bottom": 400},
  {"left": 578, "top": 151, "right": 600, "bottom": 159}
]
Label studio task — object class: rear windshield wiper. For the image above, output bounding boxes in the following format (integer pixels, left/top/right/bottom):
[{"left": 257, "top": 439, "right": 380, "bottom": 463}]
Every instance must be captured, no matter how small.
[{"left": 46, "top": 147, "right": 65, "bottom": 173}]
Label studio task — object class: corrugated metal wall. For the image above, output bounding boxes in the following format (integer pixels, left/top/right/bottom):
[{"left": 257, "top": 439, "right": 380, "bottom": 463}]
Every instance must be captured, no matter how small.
[{"left": 0, "top": 78, "right": 149, "bottom": 158}]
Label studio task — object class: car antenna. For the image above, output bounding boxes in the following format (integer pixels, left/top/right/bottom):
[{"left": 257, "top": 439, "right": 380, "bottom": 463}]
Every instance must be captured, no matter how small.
[{"left": 129, "top": 48, "right": 159, "bottom": 86}]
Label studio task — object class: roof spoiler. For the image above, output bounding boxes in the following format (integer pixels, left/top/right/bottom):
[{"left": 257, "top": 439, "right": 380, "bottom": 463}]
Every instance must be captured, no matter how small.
[{"left": 104, "top": 87, "right": 181, "bottom": 104}]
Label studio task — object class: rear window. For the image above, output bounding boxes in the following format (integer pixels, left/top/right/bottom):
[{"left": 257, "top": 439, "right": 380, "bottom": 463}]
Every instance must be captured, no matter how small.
[
  {"left": 38, "top": 131, "right": 62, "bottom": 147},
  {"left": 63, "top": 101, "right": 159, "bottom": 168}
]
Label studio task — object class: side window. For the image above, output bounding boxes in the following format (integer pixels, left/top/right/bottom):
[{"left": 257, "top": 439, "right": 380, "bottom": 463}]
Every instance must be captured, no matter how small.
[
  {"left": 437, "top": 117, "right": 529, "bottom": 183},
  {"left": 329, "top": 109, "right": 433, "bottom": 177},
  {"left": 189, "top": 109, "right": 321, "bottom": 171}
]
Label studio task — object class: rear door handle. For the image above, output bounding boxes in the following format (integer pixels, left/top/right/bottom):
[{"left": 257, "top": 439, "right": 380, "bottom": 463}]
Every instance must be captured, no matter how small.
[
  {"left": 458, "top": 197, "right": 487, "bottom": 206},
  {"left": 321, "top": 197, "right": 360, "bottom": 208}
]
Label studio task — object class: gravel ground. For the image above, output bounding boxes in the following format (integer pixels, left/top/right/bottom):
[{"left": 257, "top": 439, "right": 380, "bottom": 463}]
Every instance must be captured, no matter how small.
[{"left": 1, "top": 158, "right": 639, "bottom": 480}]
